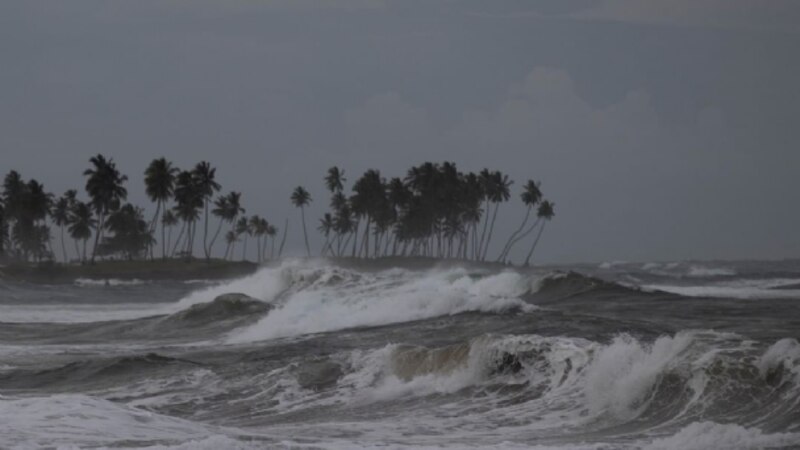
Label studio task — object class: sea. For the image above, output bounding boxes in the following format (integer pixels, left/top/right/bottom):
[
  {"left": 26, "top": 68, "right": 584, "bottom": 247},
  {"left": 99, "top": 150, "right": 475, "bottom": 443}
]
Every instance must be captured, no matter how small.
[{"left": 1, "top": 258, "right": 799, "bottom": 449}]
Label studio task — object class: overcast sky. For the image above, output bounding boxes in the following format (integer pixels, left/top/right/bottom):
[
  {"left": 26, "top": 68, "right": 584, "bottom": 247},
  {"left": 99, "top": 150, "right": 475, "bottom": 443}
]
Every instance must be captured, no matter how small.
[{"left": 2, "top": 0, "right": 799, "bottom": 264}]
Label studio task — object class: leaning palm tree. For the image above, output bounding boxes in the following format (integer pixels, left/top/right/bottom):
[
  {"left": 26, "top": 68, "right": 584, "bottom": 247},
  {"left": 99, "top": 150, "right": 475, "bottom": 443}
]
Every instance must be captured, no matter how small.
[
  {"left": 161, "top": 210, "right": 178, "bottom": 258},
  {"left": 83, "top": 154, "right": 128, "bottom": 263},
  {"left": 51, "top": 194, "right": 71, "bottom": 263},
  {"left": 192, "top": 162, "right": 222, "bottom": 260},
  {"left": 266, "top": 223, "right": 278, "bottom": 259},
  {"left": 223, "top": 230, "right": 239, "bottom": 260},
  {"left": 144, "top": 157, "right": 178, "bottom": 259},
  {"left": 318, "top": 213, "right": 334, "bottom": 256},
  {"left": 235, "top": 216, "right": 250, "bottom": 261},
  {"left": 291, "top": 186, "right": 312, "bottom": 256},
  {"left": 325, "top": 166, "right": 346, "bottom": 193},
  {"left": 498, "top": 179, "right": 542, "bottom": 262},
  {"left": 480, "top": 171, "right": 512, "bottom": 261},
  {"left": 208, "top": 192, "right": 244, "bottom": 260},
  {"left": 523, "top": 200, "right": 555, "bottom": 267},
  {"left": 68, "top": 201, "right": 96, "bottom": 263}
]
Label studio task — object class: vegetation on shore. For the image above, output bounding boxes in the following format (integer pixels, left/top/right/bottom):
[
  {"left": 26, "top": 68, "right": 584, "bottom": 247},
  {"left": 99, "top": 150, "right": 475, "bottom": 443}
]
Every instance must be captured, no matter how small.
[{"left": 0, "top": 157, "right": 555, "bottom": 273}]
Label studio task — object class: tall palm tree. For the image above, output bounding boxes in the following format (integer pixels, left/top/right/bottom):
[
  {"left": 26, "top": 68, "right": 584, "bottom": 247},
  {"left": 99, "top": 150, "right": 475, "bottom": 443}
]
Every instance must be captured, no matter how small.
[
  {"left": 318, "top": 213, "right": 334, "bottom": 256},
  {"left": 84, "top": 154, "right": 128, "bottom": 263},
  {"left": 144, "top": 158, "right": 178, "bottom": 259},
  {"left": 172, "top": 170, "right": 203, "bottom": 258},
  {"left": 249, "top": 215, "right": 264, "bottom": 262},
  {"left": 266, "top": 223, "right": 278, "bottom": 259},
  {"left": 235, "top": 216, "right": 250, "bottom": 261},
  {"left": 291, "top": 186, "right": 312, "bottom": 256},
  {"left": 480, "top": 171, "right": 512, "bottom": 261},
  {"left": 498, "top": 179, "right": 542, "bottom": 262},
  {"left": 51, "top": 194, "right": 71, "bottom": 263},
  {"left": 523, "top": 200, "right": 555, "bottom": 266},
  {"left": 325, "top": 166, "right": 346, "bottom": 193},
  {"left": 192, "top": 162, "right": 222, "bottom": 260},
  {"left": 161, "top": 210, "right": 178, "bottom": 258},
  {"left": 68, "top": 201, "right": 95, "bottom": 263},
  {"left": 224, "top": 230, "right": 238, "bottom": 260},
  {"left": 208, "top": 191, "right": 243, "bottom": 260}
]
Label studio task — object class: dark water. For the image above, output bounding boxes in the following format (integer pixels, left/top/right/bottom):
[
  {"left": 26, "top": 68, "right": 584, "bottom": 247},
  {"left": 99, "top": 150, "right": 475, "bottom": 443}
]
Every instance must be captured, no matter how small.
[{"left": 1, "top": 259, "right": 799, "bottom": 449}]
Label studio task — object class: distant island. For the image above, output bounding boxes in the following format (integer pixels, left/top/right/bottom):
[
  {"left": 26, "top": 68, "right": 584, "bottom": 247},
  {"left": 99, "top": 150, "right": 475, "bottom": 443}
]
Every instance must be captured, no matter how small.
[{"left": 0, "top": 157, "right": 555, "bottom": 281}]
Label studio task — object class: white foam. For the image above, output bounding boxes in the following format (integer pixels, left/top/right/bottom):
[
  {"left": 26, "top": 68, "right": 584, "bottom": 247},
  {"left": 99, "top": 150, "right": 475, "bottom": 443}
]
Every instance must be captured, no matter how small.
[
  {"left": 643, "top": 421, "right": 800, "bottom": 450},
  {"left": 0, "top": 303, "right": 167, "bottom": 323},
  {"left": 226, "top": 266, "right": 537, "bottom": 343},
  {"left": 642, "top": 284, "right": 800, "bottom": 300},
  {"left": 74, "top": 278, "right": 149, "bottom": 287},
  {"left": 0, "top": 394, "right": 214, "bottom": 448},
  {"left": 686, "top": 266, "right": 736, "bottom": 277},
  {"left": 584, "top": 332, "right": 694, "bottom": 420},
  {"left": 757, "top": 338, "right": 800, "bottom": 383}
]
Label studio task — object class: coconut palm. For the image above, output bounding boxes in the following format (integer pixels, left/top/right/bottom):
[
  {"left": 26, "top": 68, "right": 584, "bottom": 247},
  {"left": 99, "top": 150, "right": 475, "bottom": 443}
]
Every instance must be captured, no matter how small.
[
  {"left": 291, "top": 186, "right": 312, "bottom": 256},
  {"left": 498, "top": 180, "right": 542, "bottom": 262},
  {"left": 235, "top": 216, "right": 250, "bottom": 261},
  {"left": 523, "top": 200, "right": 555, "bottom": 266},
  {"left": 51, "top": 194, "right": 72, "bottom": 263},
  {"left": 325, "top": 166, "right": 346, "bottom": 193},
  {"left": 144, "top": 158, "right": 178, "bottom": 259},
  {"left": 266, "top": 223, "right": 278, "bottom": 259},
  {"left": 161, "top": 210, "right": 178, "bottom": 257},
  {"left": 84, "top": 154, "right": 128, "bottom": 263},
  {"left": 318, "top": 213, "right": 334, "bottom": 255},
  {"left": 223, "top": 230, "right": 239, "bottom": 260},
  {"left": 208, "top": 191, "right": 244, "bottom": 260},
  {"left": 480, "top": 171, "right": 512, "bottom": 261},
  {"left": 172, "top": 170, "right": 203, "bottom": 258},
  {"left": 68, "top": 201, "right": 95, "bottom": 263},
  {"left": 191, "top": 162, "right": 222, "bottom": 260}
]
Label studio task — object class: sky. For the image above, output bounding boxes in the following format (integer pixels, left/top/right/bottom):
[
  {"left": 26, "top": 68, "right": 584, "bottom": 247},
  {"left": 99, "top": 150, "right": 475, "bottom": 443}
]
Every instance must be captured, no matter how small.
[{"left": 2, "top": 0, "right": 799, "bottom": 264}]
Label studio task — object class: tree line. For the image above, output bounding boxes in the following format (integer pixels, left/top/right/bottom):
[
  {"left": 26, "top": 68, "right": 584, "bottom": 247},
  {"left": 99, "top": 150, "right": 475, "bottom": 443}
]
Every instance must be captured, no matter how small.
[{"left": 0, "top": 157, "right": 554, "bottom": 265}]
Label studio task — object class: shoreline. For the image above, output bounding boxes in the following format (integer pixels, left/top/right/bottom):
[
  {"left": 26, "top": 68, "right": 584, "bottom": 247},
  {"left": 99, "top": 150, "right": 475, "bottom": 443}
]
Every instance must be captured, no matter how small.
[{"left": 0, "top": 259, "right": 260, "bottom": 284}]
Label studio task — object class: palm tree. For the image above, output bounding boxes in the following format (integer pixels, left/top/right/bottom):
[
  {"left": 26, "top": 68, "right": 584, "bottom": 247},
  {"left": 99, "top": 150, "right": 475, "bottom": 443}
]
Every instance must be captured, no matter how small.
[
  {"left": 498, "top": 180, "right": 542, "bottom": 262},
  {"left": 51, "top": 194, "right": 72, "bottom": 263},
  {"left": 68, "top": 201, "right": 95, "bottom": 263},
  {"left": 223, "top": 230, "right": 239, "bottom": 260},
  {"left": 172, "top": 170, "right": 203, "bottom": 258},
  {"left": 523, "top": 200, "right": 555, "bottom": 266},
  {"left": 192, "top": 161, "right": 222, "bottom": 260},
  {"left": 235, "top": 216, "right": 250, "bottom": 261},
  {"left": 318, "top": 213, "right": 334, "bottom": 255},
  {"left": 325, "top": 166, "right": 346, "bottom": 193},
  {"left": 291, "top": 186, "right": 312, "bottom": 256},
  {"left": 266, "top": 223, "right": 278, "bottom": 259},
  {"left": 480, "top": 171, "right": 512, "bottom": 261},
  {"left": 144, "top": 158, "right": 178, "bottom": 259},
  {"left": 84, "top": 154, "right": 128, "bottom": 263},
  {"left": 249, "top": 215, "right": 264, "bottom": 262},
  {"left": 208, "top": 191, "right": 243, "bottom": 260},
  {"left": 161, "top": 210, "right": 178, "bottom": 257}
]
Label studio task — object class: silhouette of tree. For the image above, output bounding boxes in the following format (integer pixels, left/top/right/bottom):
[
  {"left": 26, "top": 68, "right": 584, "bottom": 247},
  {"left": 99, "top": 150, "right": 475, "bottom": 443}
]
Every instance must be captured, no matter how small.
[
  {"left": 523, "top": 200, "right": 555, "bottom": 266},
  {"left": 291, "top": 186, "right": 312, "bottom": 256},
  {"left": 68, "top": 201, "right": 95, "bottom": 263},
  {"left": 84, "top": 155, "right": 128, "bottom": 263},
  {"left": 100, "top": 204, "right": 154, "bottom": 260},
  {"left": 209, "top": 191, "right": 244, "bottom": 260},
  {"left": 51, "top": 193, "right": 72, "bottom": 263},
  {"left": 191, "top": 162, "right": 222, "bottom": 260},
  {"left": 144, "top": 158, "right": 178, "bottom": 259},
  {"left": 498, "top": 180, "right": 542, "bottom": 262}
]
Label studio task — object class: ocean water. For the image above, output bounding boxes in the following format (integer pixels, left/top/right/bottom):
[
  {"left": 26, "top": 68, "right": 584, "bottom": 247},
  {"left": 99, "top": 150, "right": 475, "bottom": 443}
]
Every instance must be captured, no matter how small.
[{"left": 1, "top": 258, "right": 799, "bottom": 449}]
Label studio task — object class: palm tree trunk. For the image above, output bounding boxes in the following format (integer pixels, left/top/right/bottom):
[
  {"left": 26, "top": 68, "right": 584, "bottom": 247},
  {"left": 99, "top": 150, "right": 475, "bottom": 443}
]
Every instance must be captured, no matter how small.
[
  {"left": 481, "top": 203, "right": 501, "bottom": 261},
  {"left": 59, "top": 226, "right": 67, "bottom": 263},
  {"left": 241, "top": 233, "right": 248, "bottom": 261},
  {"left": 90, "top": 212, "right": 105, "bottom": 264},
  {"left": 523, "top": 222, "right": 547, "bottom": 266},
  {"left": 161, "top": 217, "right": 168, "bottom": 260},
  {"left": 203, "top": 200, "right": 210, "bottom": 259},
  {"left": 73, "top": 238, "right": 80, "bottom": 263},
  {"left": 477, "top": 199, "right": 491, "bottom": 258},
  {"left": 208, "top": 218, "right": 225, "bottom": 262},
  {"left": 149, "top": 200, "right": 162, "bottom": 261},
  {"left": 278, "top": 218, "right": 288, "bottom": 258},
  {"left": 351, "top": 220, "right": 360, "bottom": 257},
  {"left": 301, "top": 206, "right": 310, "bottom": 257},
  {"left": 498, "top": 206, "right": 531, "bottom": 262},
  {"left": 503, "top": 218, "right": 542, "bottom": 262},
  {"left": 270, "top": 236, "right": 276, "bottom": 259}
]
